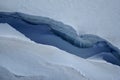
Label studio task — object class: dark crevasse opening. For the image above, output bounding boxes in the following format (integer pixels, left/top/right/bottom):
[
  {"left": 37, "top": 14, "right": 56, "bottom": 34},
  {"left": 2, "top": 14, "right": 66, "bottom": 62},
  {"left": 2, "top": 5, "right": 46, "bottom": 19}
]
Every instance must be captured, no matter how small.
[{"left": 0, "top": 12, "right": 120, "bottom": 66}]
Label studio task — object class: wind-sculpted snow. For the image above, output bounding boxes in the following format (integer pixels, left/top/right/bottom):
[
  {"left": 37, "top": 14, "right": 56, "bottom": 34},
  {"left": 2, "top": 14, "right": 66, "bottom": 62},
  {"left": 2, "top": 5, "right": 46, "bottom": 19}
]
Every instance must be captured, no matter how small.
[{"left": 0, "top": 12, "right": 120, "bottom": 66}]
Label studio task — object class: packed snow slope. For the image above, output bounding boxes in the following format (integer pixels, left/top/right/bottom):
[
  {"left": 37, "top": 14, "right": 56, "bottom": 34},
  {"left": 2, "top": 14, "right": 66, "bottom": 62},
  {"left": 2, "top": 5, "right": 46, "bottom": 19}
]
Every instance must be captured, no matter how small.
[
  {"left": 0, "top": 0, "right": 120, "bottom": 48},
  {"left": 0, "top": 12, "right": 120, "bottom": 66},
  {"left": 0, "top": 23, "right": 120, "bottom": 80}
]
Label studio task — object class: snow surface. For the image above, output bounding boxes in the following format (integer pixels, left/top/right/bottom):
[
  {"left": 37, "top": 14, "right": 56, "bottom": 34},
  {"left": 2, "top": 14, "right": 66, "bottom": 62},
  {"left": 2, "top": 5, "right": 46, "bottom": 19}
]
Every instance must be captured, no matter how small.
[
  {"left": 0, "top": 23, "right": 120, "bottom": 80},
  {"left": 0, "top": 0, "right": 120, "bottom": 48},
  {"left": 0, "top": 0, "right": 120, "bottom": 80}
]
